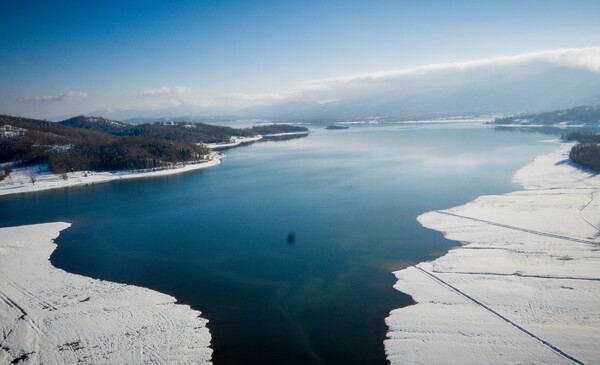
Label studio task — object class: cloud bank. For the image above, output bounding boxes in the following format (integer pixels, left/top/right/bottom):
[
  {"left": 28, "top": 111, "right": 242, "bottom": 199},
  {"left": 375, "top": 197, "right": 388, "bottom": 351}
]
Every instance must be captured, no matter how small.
[
  {"left": 18, "top": 91, "right": 89, "bottom": 102},
  {"left": 141, "top": 86, "right": 192, "bottom": 96},
  {"left": 299, "top": 47, "right": 600, "bottom": 93},
  {"left": 135, "top": 85, "right": 288, "bottom": 111}
]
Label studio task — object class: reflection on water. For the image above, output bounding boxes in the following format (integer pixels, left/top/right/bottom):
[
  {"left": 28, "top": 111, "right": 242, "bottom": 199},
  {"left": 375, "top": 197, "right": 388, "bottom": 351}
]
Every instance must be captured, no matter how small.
[{"left": 0, "top": 123, "right": 558, "bottom": 364}]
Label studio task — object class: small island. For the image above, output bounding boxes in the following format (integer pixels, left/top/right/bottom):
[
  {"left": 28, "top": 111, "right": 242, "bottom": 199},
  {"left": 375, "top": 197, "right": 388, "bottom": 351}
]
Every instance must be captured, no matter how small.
[{"left": 325, "top": 125, "right": 349, "bottom": 130}]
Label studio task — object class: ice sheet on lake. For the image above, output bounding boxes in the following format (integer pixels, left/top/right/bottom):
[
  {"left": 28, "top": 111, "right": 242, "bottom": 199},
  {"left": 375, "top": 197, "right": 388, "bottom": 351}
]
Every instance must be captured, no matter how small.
[{"left": 386, "top": 143, "right": 600, "bottom": 364}]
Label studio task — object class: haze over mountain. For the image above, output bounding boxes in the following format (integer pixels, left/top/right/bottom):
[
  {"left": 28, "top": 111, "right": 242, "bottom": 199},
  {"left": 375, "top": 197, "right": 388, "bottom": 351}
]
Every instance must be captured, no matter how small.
[
  {"left": 233, "top": 50, "right": 600, "bottom": 119},
  {"left": 80, "top": 48, "right": 600, "bottom": 121}
]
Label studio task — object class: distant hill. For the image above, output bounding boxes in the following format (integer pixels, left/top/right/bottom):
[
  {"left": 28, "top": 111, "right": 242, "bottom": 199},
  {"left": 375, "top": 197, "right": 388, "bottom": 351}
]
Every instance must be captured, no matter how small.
[
  {"left": 229, "top": 65, "right": 600, "bottom": 120},
  {"left": 60, "top": 115, "right": 128, "bottom": 133},
  {"left": 316, "top": 67, "right": 600, "bottom": 118},
  {"left": 122, "top": 116, "right": 237, "bottom": 125},
  {"left": 85, "top": 104, "right": 230, "bottom": 123},
  {"left": 60, "top": 117, "right": 307, "bottom": 143},
  {"left": 494, "top": 105, "right": 600, "bottom": 126}
]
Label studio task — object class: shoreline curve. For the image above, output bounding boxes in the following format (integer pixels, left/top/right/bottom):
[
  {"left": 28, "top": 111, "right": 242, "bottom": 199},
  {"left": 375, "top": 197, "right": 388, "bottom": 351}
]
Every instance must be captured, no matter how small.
[{"left": 0, "top": 151, "right": 224, "bottom": 197}]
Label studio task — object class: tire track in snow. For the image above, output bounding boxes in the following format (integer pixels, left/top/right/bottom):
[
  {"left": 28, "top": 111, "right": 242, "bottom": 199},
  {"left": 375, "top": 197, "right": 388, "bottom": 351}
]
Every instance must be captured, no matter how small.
[
  {"left": 0, "top": 289, "right": 40, "bottom": 364},
  {"left": 0, "top": 272, "right": 58, "bottom": 312},
  {"left": 578, "top": 181, "right": 599, "bottom": 235},
  {"left": 434, "top": 211, "right": 598, "bottom": 245},
  {"left": 414, "top": 266, "right": 585, "bottom": 365},
  {"left": 430, "top": 270, "right": 600, "bottom": 282}
]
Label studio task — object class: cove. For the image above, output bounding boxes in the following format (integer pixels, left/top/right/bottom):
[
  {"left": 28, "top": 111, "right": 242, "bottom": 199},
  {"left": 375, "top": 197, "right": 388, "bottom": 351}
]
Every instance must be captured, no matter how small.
[{"left": 0, "top": 123, "right": 557, "bottom": 364}]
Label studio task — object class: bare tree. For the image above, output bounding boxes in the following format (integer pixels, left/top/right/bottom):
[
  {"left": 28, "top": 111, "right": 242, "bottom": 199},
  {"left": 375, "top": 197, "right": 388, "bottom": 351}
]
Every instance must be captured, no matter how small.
[{"left": 30, "top": 176, "right": 36, "bottom": 185}]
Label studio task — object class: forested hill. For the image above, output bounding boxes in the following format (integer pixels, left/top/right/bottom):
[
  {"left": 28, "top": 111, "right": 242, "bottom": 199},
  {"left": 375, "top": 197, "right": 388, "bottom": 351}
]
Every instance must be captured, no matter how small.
[
  {"left": 60, "top": 115, "right": 128, "bottom": 133},
  {"left": 59, "top": 116, "right": 307, "bottom": 142},
  {"left": 494, "top": 105, "right": 600, "bottom": 126},
  {"left": 0, "top": 115, "right": 308, "bottom": 174}
]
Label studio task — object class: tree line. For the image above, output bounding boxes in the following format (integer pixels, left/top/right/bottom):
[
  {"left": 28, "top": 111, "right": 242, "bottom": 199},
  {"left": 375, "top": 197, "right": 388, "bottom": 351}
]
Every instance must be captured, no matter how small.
[{"left": 564, "top": 132, "right": 600, "bottom": 172}]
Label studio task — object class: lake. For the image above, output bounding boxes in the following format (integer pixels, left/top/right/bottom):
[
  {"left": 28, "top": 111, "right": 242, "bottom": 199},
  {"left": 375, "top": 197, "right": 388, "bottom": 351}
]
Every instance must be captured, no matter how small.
[{"left": 0, "top": 122, "right": 557, "bottom": 364}]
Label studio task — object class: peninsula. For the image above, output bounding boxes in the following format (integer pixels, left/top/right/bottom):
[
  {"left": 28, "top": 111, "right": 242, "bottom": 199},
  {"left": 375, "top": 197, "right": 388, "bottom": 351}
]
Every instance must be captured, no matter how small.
[{"left": 0, "top": 115, "right": 308, "bottom": 196}]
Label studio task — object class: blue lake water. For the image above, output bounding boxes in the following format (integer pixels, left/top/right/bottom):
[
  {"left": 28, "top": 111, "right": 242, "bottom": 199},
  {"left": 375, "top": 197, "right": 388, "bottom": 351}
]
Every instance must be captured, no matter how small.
[{"left": 0, "top": 123, "right": 557, "bottom": 364}]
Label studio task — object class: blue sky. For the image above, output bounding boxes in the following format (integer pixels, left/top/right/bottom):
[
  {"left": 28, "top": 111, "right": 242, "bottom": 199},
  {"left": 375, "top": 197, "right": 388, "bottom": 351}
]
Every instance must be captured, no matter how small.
[{"left": 1, "top": 0, "right": 600, "bottom": 118}]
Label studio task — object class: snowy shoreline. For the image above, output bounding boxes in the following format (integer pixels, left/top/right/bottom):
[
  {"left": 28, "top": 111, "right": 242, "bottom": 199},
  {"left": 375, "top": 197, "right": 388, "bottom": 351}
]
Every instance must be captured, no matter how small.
[
  {"left": 0, "top": 223, "right": 212, "bottom": 364},
  {"left": 385, "top": 143, "right": 600, "bottom": 364},
  {"left": 203, "top": 135, "right": 263, "bottom": 149},
  {"left": 0, "top": 151, "right": 224, "bottom": 197}
]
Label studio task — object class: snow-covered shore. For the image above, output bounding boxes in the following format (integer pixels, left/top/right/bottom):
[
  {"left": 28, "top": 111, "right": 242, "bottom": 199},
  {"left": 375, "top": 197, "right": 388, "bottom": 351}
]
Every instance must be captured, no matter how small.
[
  {"left": 385, "top": 143, "right": 600, "bottom": 364},
  {"left": 203, "top": 135, "right": 263, "bottom": 149},
  {"left": 0, "top": 151, "right": 223, "bottom": 197},
  {"left": 0, "top": 223, "right": 212, "bottom": 364}
]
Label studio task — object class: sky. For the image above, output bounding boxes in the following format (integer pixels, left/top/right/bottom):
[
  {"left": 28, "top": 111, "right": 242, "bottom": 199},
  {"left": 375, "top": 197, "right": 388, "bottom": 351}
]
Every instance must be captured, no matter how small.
[{"left": 1, "top": 0, "right": 600, "bottom": 119}]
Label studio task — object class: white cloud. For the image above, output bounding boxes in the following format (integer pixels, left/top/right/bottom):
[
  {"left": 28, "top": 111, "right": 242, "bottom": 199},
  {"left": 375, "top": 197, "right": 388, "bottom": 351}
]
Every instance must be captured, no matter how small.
[
  {"left": 299, "top": 47, "right": 600, "bottom": 92},
  {"left": 216, "top": 92, "right": 288, "bottom": 103},
  {"left": 18, "top": 90, "right": 89, "bottom": 102},
  {"left": 141, "top": 86, "right": 192, "bottom": 96},
  {"left": 135, "top": 90, "right": 289, "bottom": 110}
]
